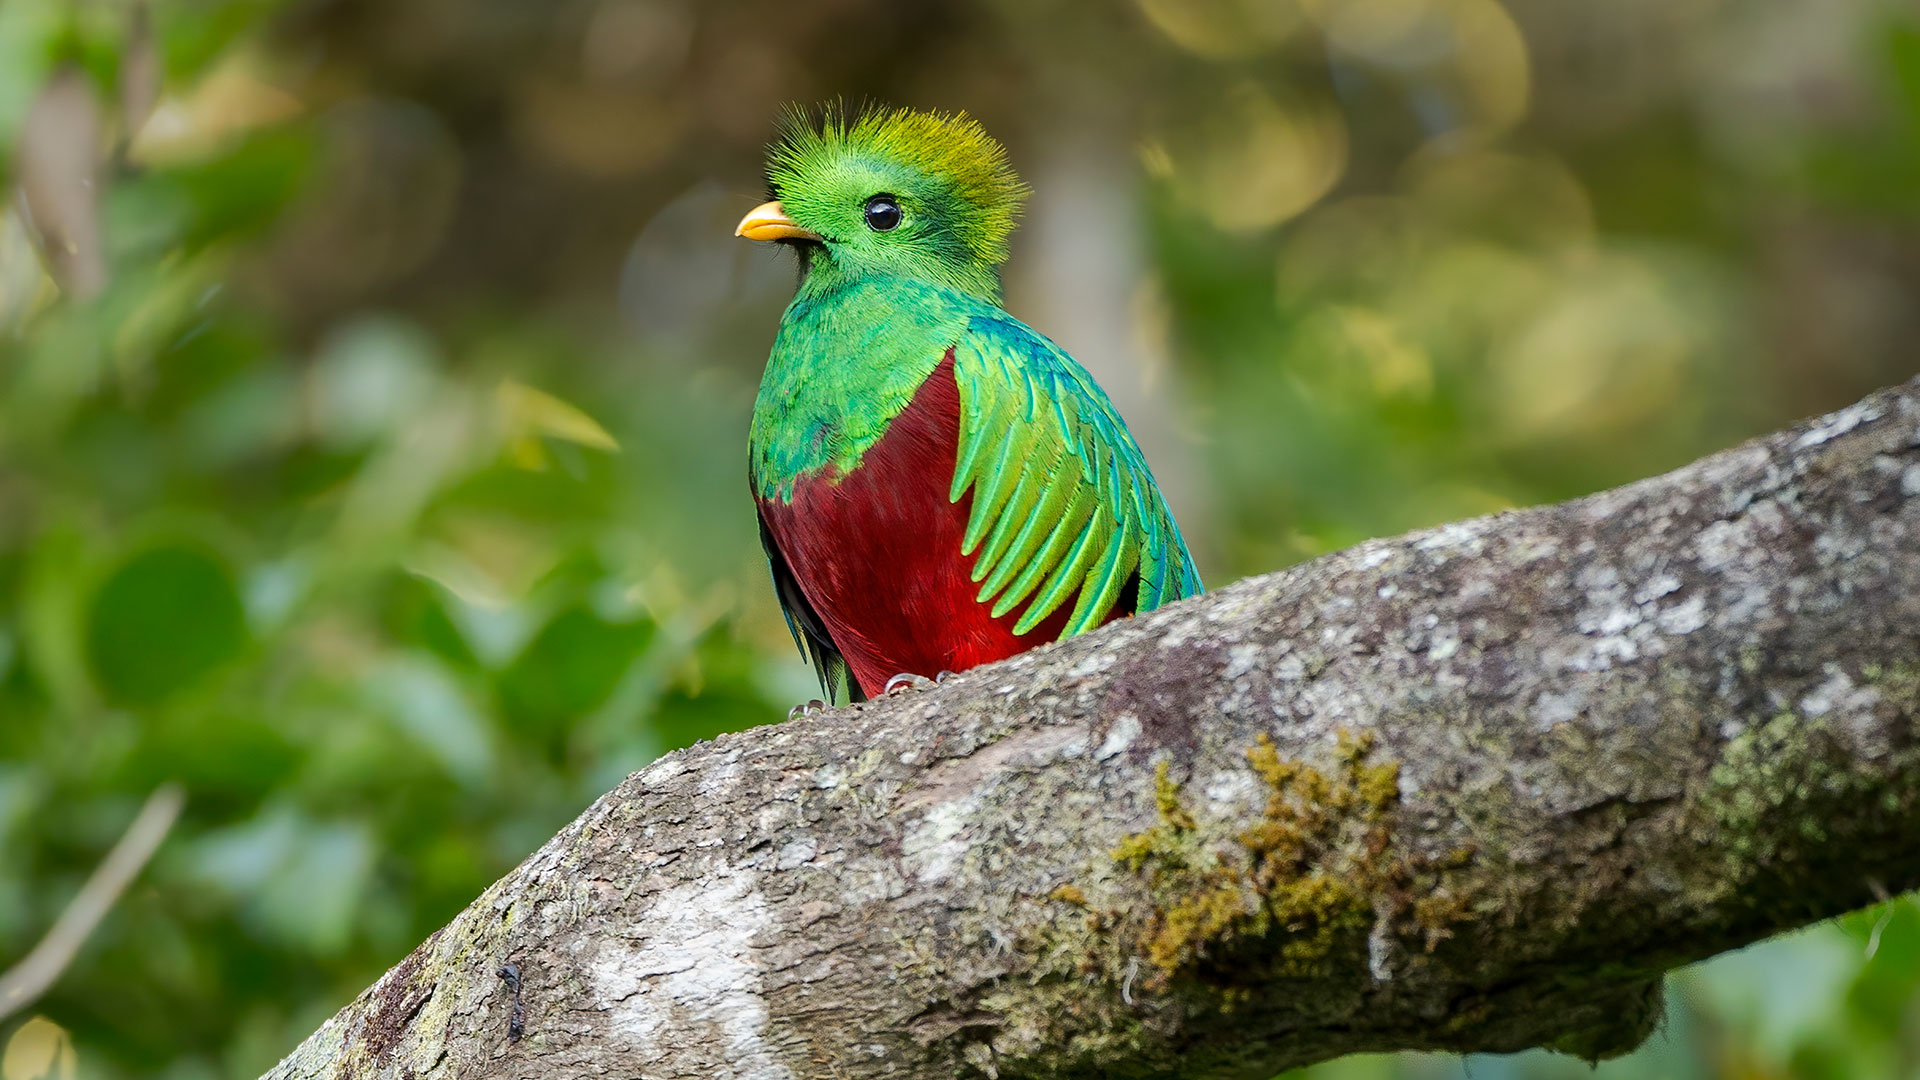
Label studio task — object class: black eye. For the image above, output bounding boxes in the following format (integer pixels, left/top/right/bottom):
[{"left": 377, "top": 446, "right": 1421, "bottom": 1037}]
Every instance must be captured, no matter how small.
[{"left": 864, "top": 194, "right": 902, "bottom": 232}]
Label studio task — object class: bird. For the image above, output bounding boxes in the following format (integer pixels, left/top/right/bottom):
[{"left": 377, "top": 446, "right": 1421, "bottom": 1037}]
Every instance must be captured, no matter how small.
[{"left": 737, "top": 105, "right": 1201, "bottom": 704}]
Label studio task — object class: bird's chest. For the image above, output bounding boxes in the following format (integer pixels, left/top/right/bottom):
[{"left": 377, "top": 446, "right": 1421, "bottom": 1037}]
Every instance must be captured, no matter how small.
[
  {"left": 758, "top": 357, "right": 1032, "bottom": 690},
  {"left": 748, "top": 284, "right": 966, "bottom": 500}
]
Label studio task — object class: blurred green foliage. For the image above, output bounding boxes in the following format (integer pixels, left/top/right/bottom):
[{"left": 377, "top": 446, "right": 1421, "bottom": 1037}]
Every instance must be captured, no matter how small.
[{"left": 0, "top": 0, "right": 1915, "bottom": 1078}]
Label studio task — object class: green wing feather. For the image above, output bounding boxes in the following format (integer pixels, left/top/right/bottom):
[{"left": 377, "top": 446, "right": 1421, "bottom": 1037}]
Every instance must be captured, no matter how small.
[{"left": 948, "top": 312, "right": 1202, "bottom": 637}]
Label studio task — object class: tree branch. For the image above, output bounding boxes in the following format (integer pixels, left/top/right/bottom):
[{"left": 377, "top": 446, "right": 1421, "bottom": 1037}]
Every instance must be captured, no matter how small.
[{"left": 264, "top": 377, "right": 1920, "bottom": 1080}]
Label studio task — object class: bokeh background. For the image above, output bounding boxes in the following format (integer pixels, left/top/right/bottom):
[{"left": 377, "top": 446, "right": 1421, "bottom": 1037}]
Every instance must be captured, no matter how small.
[{"left": 1, "top": 0, "right": 1918, "bottom": 1077}]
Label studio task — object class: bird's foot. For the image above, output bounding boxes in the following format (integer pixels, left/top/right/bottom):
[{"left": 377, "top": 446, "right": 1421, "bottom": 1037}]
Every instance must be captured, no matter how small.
[
  {"left": 884, "top": 672, "right": 938, "bottom": 695},
  {"left": 786, "top": 699, "right": 828, "bottom": 721}
]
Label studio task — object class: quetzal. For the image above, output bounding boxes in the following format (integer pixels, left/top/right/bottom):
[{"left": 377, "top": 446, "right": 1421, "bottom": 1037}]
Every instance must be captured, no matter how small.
[{"left": 737, "top": 106, "right": 1202, "bottom": 703}]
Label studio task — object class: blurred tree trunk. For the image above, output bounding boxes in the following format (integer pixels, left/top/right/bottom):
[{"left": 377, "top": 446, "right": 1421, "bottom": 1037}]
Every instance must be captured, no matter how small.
[{"left": 263, "top": 377, "right": 1920, "bottom": 1080}]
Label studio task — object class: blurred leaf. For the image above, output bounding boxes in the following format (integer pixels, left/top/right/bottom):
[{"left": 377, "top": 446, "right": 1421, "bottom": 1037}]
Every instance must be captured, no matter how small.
[
  {"left": 18, "top": 520, "right": 96, "bottom": 714},
  {"left": 253, "top": 818, "right": 373, "bottom": 956},
  {"left": 154, "top": 0, "right": 286, "bottom": 82},
  {"left": 135, "top": 709, "right": 297, "bottom": 815},
  {"left": 1844, "top": 899, "right": 1920, "bottom": 1038},
  {"left": 497, "top": 607, "right": 651, "bottom": 750},
  {"left": 362, "top": 656, "right": 495, "bottom": 787},
  {"left": 179, "top": 366, "right": 302, "bottom": 468},
  {"left": 498, "top": 379, "right": 621, "bottom": 455},
  {"left": 138, "top": 128, "right": 312, "bottom": 248},
  {"left": 1, "top": 1017, "right": 74, "bottom": 1080},
  {"left": 378, "top": 573, "right": 478, "bottom": 669},
  {"left": 187, "top": 805, "right": 297, "bottom": 896},
  {"left": 86, "top": 542, "right": 246, "bottom": 705},
  {"left": 188, "top": 806, "right": 376, "bottom": 956},
  {"left": 0, "top": 209, "right": 56, "bottom": 332}
]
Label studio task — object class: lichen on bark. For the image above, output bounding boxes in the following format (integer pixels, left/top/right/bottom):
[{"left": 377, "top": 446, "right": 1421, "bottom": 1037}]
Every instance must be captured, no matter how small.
[{"left": 1107, "top": 734, "right": 1411, "bottom": 990}]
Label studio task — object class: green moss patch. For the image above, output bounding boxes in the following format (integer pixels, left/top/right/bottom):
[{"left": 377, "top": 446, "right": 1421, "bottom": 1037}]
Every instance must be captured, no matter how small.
[{"left": 1113, "top": 733, "right": 1411, "bottom": 988}]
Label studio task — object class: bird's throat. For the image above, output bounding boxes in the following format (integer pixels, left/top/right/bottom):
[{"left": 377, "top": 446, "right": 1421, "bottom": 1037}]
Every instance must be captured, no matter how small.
[{"left": 749, "top": 276, "right": 982, "bottom": 501}]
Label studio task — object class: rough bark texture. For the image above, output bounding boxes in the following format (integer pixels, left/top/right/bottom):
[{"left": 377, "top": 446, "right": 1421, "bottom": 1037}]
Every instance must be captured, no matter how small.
[{"left": 265, "top": 378, "right": 1920, "bottom": 1080}]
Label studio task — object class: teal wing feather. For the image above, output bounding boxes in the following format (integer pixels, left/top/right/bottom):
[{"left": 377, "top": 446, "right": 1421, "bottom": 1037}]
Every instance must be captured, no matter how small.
[{"left": 948, "top": 311, "right": 1201, "bottom": 637}]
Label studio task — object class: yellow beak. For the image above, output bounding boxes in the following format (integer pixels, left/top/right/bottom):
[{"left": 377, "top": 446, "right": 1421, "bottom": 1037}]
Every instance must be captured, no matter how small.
[{"left": 735, "top": 200, "right": 823, "bottom": 243}]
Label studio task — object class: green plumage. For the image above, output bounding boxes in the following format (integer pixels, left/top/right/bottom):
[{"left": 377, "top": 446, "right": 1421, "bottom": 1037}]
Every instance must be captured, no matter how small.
[
  {"left": 746, "top": 105, "right": 1200, "bottom": 671},
  {"left": 950, "top": 310, "right": 1199, "bottom": 634},
  {"left": 750, "top": 276, "right": 1200, "bottom": 637},
  {"left": 766, "top": 106, "right": 1026, "bottom": 300}
]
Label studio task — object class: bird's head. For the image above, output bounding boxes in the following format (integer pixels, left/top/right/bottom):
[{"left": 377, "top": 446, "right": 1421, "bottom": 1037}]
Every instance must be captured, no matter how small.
[{"left": 736, "top": 105, "right": 1027, "bottom": 301}]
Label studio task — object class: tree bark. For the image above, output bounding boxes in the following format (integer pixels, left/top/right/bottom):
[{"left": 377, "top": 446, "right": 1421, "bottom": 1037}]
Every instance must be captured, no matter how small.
[{"left": 264, "top": 377, "right": 1920, "bottom": 1080}]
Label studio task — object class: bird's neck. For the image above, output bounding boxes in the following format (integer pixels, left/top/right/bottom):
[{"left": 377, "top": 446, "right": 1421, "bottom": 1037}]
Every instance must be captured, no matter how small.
[
  {"left": 750, "top": 276, "right": 981, "bottom": 501},
  {"left": 796, "top": 250, "right": 1003, "bottom": 306}
]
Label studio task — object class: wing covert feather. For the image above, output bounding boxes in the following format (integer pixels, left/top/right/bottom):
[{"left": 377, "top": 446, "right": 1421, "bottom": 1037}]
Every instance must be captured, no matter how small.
[{"left": 949, "top": 313, "right": 1201, "bottom": 639}]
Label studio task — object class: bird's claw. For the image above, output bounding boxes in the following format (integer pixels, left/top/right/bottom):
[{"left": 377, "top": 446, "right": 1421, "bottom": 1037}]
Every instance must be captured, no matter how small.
[
  {"left": 884, "top": 672, "right": 938, "bottom": 695},
  {"left": 786, "top": 698, "right": 827, "bottom": 721}
]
